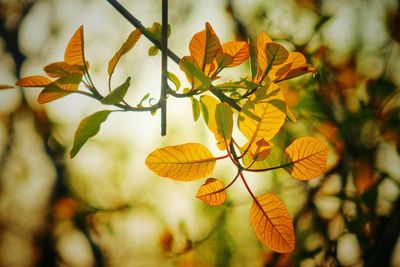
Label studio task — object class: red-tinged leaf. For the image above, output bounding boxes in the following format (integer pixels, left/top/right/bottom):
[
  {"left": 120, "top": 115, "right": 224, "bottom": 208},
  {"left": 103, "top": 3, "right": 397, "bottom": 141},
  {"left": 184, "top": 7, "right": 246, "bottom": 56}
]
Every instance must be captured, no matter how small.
[
  {"left": 282, "top": 137, "right": 328, "bottom": 180},
  {"left": 108, "top": 29, "right": 142, "bottom": 77},
  {"left": 0, "top": 85, "right": 14, "bottom": 90},
  {"left": 213, "top": 50, "right": 233, "bottom": 71},
  {"left": 64, "top": 25, "right": 85, "bottom": 66},
  {"left": 196, "top": 178, "right": 226, "bottom": 206},
  {"left": 222, "top": 41, "right": 249, "bottom": 67},
  {"left": 189, "top": 22, "right": 221, "bottom": 70},
  {"left": 249, "top": 139, "right": 271, "bottom": 161},
  {"left": 16, "top": 75, "right": 52, "bottom": 87},
  {"left": 70, "top": 110, "right": 113, "bottom": 158},
  {"left": 43, "top": 61, "right": 84, "bottom": 78},
  {"left": 145, "top": 143, "right": 216, "bottom": 181},
  {"left": 250, "top": 193, "right": 295, "bottom": 253}
]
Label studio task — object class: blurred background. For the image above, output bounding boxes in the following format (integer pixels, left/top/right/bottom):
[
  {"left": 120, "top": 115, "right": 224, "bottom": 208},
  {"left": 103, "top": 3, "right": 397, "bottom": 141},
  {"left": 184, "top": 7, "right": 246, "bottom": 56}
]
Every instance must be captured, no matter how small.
[{"left": 1, "top": 0, "right": 400, "bottom": 266}]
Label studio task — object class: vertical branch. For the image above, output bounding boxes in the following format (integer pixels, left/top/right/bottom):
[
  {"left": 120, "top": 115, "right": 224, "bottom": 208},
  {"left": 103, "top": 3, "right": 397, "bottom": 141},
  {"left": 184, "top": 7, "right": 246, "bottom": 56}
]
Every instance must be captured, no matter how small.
[{"left": 160, "top": 0, "right": 168, "bottom": 136}]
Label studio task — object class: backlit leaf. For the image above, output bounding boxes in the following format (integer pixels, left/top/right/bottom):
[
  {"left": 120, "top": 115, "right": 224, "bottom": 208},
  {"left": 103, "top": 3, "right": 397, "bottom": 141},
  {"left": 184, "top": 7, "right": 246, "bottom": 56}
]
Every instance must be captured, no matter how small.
[
  {"left": 147, "top": 22, "right": 171, "bottom": 41},
  {"left": 238, "top": 83, "right": 286, "bottom": 143},
  {"left": 16, "top": 75, "right": 52, "bottom": 87},
  {"left": 196, "top": 178, "right": 226, "bottom": 206},
  {"left": 179, "top": 56, "right": 211, "bottom": 90},
  {"left": 163, "top": 71, "right": 180, "bottom": 90},
  {"left": 200, "top": 95, "right": 219, "bottom": 134},
  {"left": 191, "top": 97, "right": 201, "bottom": 121},
  {"left": 250, "top": 193, "right": 295, "bottom": 253},
  {"left": 44, "top": 61, "right": 84, "bottom": 78},
  {"left": 214, "top": 50, "right": 233, "bottom": 70},
  {"left": 0, "top": 85, "right": 13, "bottom": 90},
  {"left": 269, "top": 52, "right": 316, "bottom": 82},
  {"left": 108, "top": 29, "right": 142, "bottom": 77},
  {"left": 64, "top": 25, "right": 85, "bottom": 66},
  {"left": 70, "top": 110, "right": 113, "bottom": 158},
  {"left": 145, "top": 143, "right": 216, "bottom": 181},
  {"left": 101, "top": 77, "right": 131, "bottom": 105},
  {"left": 282, "top": 137, "right": 328, "bottom": 180},
  {"left": 38, "top": 73, "right": 82, "bottom": 104},
  {"left": 256, "top": 32, "right": 273, "bottom": 74},
  {"left": 221, "top": 41, "right": 249, "bottom": 67},
  {"left": 148, "top": 45, "right": 159, "bottom": 56},
  {"left": 189, "top": 22, "right": 221, "bottom": 70},
  {"left": 215, "top": 103, "right": 233, "bottom": 150},
  {"left": 249, "top": 138, "right": 271, "bottom": 161}
]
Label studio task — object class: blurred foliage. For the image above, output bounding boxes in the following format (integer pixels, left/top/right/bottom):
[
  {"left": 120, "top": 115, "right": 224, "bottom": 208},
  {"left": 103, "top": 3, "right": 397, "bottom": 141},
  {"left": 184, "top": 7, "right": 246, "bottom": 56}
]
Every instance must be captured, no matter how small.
[{"left": 0, "top": 0, "right": 400, "bottom": 266}]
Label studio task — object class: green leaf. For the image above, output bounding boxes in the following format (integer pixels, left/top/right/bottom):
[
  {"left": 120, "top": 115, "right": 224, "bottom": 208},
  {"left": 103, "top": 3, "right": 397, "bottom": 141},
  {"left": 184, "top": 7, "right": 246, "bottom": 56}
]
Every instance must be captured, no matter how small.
[
  {"left": 70, "top": 110, "right": 113, "bottom": 158},
  {"left": 179, "top": 56, "right": 212, "bottom": 91},
  {"left": 101, "top": 77, "right": 131, "bottom": 105},
  {"left": 215, "top": 103, "right": 233, "bottom": 147},
  {"left": 163, "top": 71, "right": 181, "bottom": 91},
  {"left": 148, "top": 45, "right": 159, "bottom": 56},
  {"left": 147, "top": 22, "right": 171, "bottom": 41},
  {"left": 108, "top": 29, "right": 142, "bottom": 78},
  {"left": 191, "top": 97, "right": 201, "bottom": 121},
  {"left": 137, "top": 93, "right": 150, "bottom": 108}
]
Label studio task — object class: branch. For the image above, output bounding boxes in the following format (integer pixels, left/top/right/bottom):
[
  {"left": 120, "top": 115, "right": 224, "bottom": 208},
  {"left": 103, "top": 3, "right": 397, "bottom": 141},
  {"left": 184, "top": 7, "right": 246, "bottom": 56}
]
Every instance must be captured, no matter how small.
[
  {"left": 104, "top": 0, "right": 242, "bottom": 111},
  {"left": 160, "top": 0, "right": 168, "bottom": 136}
]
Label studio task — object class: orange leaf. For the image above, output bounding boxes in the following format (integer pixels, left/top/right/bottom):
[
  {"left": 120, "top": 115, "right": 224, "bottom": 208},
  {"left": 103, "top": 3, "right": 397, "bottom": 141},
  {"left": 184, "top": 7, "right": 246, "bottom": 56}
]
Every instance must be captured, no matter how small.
[
  {"left": 196, "top": 178, "right": 226, "bottom": 206},
  {"left": 16, "top": 75, "right": 52, "bottom": 87},
  {"left": 189, "top": 22, "right": 221, "bottom": 70},
  {"left": 249, "top": 139, "right": 271, "bottom": 161},
  {"left": 282, "top": 137, "right": 328, "bottom": 180},
  {"left": 64, "top": 25, "right": 85, "bottom": 66},
  {"left": 145, "top": 143, "right": 216, "bottom": 181},
  {"left": 44, "top": 61, "right": 84, "bottom": 78},
  {"left": 0, "top": 85, "right": 14, "bottom": 90},
  {"left": 37, "top": 74, "right": 82, "bottom": 104},
  {"left": 250, "top": 193, "right": 295, "bottom": 253},
  {"left": 256, "top": 32, "right": 273, "bottom": 73},
  {"left": 269, "top": 52, "right": 316, "bottom": 82},
  {"left": 221, "top": 41, "right": 249, "bottom": 67}
]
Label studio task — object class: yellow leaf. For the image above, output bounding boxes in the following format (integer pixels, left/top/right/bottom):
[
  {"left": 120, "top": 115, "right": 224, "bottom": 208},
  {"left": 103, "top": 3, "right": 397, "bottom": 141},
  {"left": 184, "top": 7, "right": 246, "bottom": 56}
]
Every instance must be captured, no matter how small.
[
  {"left": 238, "top": 83, "right": 286, "bottom": 143},
  {"left": 282, "top": 137, "right": 328, "bottom": 180},
  {"left": 189, "top": 22, "right": 221, "bottom": 71},
  {"left": 16, "top": 75, "right": 52, "bottom": 87},
  {"left": 0, "top": 85, "right": 14, "bottom": 90},
  {"left": 64, "top": 25, "right": 85, "bottom": 66},
  {"left": 179, "top": 56, "right": 211, "bottom": 90},
  {"left": 44, "top": 61, "right": 84, "bottom": 78},
  {"left": 222, "top": 41, "right": 249, "bottom": 67},
  {"left": 250, "top": 193, "right": 295, "bottom": 253},
  {"left": 196, "top": 178, "right": 226, "bottom": 206},
  {"left": 108, "top": 29, "right": 142, "bottom": 77},
  {"left": 145, "top": 143, "right": 216, "bottom": 181}
]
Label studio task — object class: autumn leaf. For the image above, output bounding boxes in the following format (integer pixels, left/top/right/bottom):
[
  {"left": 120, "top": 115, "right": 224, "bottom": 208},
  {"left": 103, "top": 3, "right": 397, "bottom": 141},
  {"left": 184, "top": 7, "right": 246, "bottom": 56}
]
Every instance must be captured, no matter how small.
[
  {"left": 64, "top": 25, "right": 85, "bottom": 66},
  {"left": 269, "top": 52, "right": 316, "bottom": 82},
  {"left": 16, "top": 75, "right": 52, "bottom": 87},
  {"left": 70, "top": 110, "right": 113, "bottom": 158},
  {"left": 189, "top": 22, "right": 221, "bottom": 70},
  {"left": 250, "top": 193, "right": 295, "bottom": 253},
  {"left": 238, "top": 83, "right": 286, "bottom": 143},
  {"left": 249, "top": 139, "right": 271, "bottom": 161},
  {"left": 43, "top": 61, "right": 84, "bottom": 78},
  {"left": 255, "top": 32, "right": 273, "bottom": 76},
  {"left": 0, "top": 85, "right": 14, "bottom": 90},
  {"left": 215, "top": 102, "right": 233, "bottom": 150},
  {"left": 145, "top": 143, "right": 216, "bottom": 181},
  {"left": 108, "top": 29, "right": 142, "bottom": 78},
  {"left": 101, "top": 77, "right": 131, "bottom": 105},
  {"left": 282, "top": 137, "right": 328, "bottom": 180},
  {"left": 221, "top": 41, "right": 249, "bottom": 67},
  {"left": 38, "top": 84, "right": 70, "bottom": 104},
  {"left": 196, "top": 178, "right": 226, "bottom": 206}
]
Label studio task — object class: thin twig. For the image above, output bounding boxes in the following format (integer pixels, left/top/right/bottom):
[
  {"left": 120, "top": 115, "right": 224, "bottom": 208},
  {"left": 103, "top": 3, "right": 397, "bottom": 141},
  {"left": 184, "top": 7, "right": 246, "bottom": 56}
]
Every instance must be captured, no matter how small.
[{"left": 160, "top": 0, "right": 168, "bottom": 136}]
